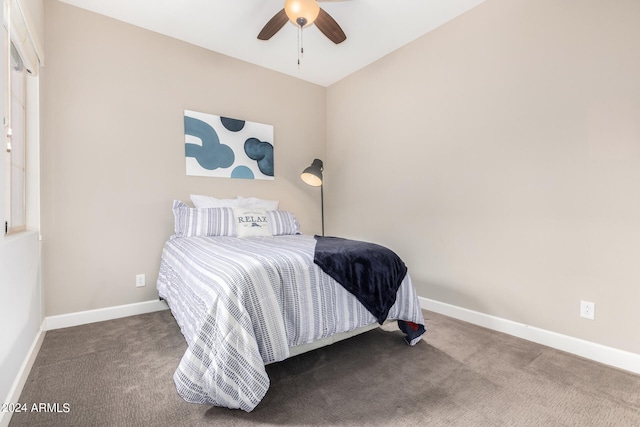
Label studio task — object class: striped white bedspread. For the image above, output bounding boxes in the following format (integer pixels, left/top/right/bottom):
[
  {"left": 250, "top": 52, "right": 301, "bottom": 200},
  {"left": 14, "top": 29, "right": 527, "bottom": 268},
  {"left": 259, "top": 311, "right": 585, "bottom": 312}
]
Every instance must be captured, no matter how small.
[{"left": 156, "top": 234, "right": 425, "bottom": 412}]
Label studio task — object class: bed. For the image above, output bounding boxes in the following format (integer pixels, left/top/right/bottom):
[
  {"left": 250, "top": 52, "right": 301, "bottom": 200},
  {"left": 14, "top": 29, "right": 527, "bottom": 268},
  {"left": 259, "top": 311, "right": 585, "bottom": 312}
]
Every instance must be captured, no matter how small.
[{"left": 156, "top": 199, "right": 426, "bottom": 412}]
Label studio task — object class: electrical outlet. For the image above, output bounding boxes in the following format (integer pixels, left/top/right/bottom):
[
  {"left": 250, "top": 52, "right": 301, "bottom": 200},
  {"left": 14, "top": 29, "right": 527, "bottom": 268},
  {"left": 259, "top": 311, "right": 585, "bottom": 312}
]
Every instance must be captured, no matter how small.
[
  {"left": 580, "top": 300, "right": 595, "bottom": 320},
  {"left": 136, "top": 274, "right": 146, "bottom": 288}
]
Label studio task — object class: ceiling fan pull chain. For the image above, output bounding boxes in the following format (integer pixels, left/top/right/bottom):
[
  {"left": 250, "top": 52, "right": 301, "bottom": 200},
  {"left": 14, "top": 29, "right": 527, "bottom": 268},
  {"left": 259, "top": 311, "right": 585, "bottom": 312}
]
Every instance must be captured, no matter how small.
[
  {"left": 296, "top": 16, "right": 307, "bottom": 69},
  {"left": 297, "top": 25, "right": 301, "bottom": 68}
]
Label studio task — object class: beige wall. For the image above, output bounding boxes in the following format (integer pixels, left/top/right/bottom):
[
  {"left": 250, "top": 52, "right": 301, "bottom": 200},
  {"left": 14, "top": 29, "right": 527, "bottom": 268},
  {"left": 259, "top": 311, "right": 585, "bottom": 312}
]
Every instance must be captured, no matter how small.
[
  {"left": 42, "top": 1, "right": 326, "bottom": 316},
  {"left": 327, "top": 0, "right": 640, "bottom": 354}
]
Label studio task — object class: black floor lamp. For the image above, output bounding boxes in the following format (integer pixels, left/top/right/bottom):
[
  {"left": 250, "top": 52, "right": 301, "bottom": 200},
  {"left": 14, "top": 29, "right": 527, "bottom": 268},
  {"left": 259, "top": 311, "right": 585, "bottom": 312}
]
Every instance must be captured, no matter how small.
[{"left": 300, "top": 158, "right": 324, "bottom": 236}]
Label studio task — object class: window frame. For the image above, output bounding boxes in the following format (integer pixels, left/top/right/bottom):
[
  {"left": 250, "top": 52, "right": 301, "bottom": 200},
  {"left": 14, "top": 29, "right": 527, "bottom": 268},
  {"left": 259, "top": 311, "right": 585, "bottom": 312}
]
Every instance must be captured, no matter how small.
[{"left": 2, "top": 0, "right": 41, "bottom": 237}]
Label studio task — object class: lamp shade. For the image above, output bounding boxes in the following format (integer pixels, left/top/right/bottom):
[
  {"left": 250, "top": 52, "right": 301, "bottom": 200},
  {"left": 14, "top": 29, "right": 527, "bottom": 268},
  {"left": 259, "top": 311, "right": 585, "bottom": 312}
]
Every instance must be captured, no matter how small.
[
  {"left": 301, "top": 158, "right": 323, "bottom": 187},
  {"left": 284, "top": 0, "right": 320, "bottom": 27}
]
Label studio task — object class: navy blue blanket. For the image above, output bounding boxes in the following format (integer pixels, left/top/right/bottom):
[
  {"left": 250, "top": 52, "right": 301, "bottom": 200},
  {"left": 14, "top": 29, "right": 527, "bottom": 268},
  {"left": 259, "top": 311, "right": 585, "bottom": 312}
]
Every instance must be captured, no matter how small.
[{"left": 313, "top": 236, "right": 408, "bottom": 324}]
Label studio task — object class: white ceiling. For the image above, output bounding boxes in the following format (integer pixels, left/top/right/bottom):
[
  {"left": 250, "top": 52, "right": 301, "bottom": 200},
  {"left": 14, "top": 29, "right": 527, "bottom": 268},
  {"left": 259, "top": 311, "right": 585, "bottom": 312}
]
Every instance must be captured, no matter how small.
[{"left": 57, "top": 0, "right": 485, "bottom": 87}]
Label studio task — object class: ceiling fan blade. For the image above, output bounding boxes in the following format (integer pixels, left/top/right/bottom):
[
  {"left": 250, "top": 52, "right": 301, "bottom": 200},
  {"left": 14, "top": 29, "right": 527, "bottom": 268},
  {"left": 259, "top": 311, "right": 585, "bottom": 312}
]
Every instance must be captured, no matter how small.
[
  {"left": 315, "top": 8, "right": 347, "bottom": 44},
  {"left": 257, "top": 9, "right": 288, "bottom": 40}
]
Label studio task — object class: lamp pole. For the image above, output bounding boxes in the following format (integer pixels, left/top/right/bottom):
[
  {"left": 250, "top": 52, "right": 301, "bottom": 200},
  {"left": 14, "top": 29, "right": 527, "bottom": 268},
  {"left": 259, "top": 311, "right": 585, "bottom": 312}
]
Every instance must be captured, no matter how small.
[{"left": 320, "top": 182, "right": 324, "bottom": 236}]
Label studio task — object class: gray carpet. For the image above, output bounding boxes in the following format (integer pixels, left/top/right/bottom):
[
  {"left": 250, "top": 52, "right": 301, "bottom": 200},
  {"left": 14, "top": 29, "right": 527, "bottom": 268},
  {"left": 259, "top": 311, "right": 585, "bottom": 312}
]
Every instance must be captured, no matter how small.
[{"left": 10, "top": 309, "right": 640, "bottom": 426}]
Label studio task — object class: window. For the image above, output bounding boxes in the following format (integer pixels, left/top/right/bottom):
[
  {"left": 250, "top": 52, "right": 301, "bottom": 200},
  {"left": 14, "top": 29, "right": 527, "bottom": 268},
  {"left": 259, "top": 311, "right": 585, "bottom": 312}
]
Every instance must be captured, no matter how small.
[
  {"left": 4, "top": 41, "right": 27, "bottom": 234},
  {"left": 3, "top": 0, "right": 41, "bottom": 236}
]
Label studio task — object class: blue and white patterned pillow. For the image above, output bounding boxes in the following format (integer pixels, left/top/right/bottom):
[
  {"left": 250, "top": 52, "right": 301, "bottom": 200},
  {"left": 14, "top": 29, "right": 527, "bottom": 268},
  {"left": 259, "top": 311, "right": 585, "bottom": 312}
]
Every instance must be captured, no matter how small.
[
  {"left": 172, "top": 200, "right": 235, "bottom": 237},
  {"left": 267, "top": 210, "right": 301, "bottom": 236}
]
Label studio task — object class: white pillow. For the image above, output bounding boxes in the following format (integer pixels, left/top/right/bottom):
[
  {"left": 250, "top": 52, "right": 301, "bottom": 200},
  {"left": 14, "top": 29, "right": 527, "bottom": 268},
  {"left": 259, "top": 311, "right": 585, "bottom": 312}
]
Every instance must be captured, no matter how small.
[
  {"left": 237, "top": 196, "right": 279, "bottom": 211},
  {"left": 233, "top": 207, "right": 272, "bottom": 238},
  {"left": 190, "top": 194, "right": 241, "bottom": 208}
]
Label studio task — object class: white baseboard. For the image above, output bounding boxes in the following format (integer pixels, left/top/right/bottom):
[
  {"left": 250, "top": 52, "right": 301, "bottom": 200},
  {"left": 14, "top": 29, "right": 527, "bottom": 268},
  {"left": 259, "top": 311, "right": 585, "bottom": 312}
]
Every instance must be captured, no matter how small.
[
  {"left": 0, "top": 328, "right": 46, "bottom": 427},
  {"left": 42, "top": 299, "right": 169, "bottom": 331},
  {"left": 420, "top": 297, "right": 640, "bottom": 375}
]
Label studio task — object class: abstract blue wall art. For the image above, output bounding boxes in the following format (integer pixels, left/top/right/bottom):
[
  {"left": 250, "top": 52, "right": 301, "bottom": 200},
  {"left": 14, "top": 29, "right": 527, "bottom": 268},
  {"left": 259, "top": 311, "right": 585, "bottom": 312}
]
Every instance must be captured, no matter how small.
[{"left": 184, "top": 110, "right": 274, "bottom": 180}]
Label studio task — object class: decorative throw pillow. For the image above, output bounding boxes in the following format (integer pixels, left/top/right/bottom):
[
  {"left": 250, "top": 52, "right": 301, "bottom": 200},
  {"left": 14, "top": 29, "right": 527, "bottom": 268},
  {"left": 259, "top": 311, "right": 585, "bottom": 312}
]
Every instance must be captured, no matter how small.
[
  {"left": 267, "top": 210, "right": 301, "bottom": 235},
  {"left": 233, "top": 207, "right": 272, "bottom": 238},
  {"left": 173, "top": 200, "right": 235, "bottom": 237}
]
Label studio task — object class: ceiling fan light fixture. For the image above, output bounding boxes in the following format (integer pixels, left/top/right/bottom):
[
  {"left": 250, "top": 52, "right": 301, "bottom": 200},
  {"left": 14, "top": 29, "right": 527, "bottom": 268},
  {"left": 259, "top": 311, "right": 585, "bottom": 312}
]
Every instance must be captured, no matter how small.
[{"left": 285, "top": 0, "right": 320, "bottom": 27}]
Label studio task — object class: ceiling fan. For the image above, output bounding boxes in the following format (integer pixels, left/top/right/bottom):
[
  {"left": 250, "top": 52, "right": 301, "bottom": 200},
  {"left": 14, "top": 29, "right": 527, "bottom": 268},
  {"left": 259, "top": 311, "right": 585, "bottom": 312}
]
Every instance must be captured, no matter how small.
[{"left": 258, "top": 0, "right": 348, "bottom": 44}]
